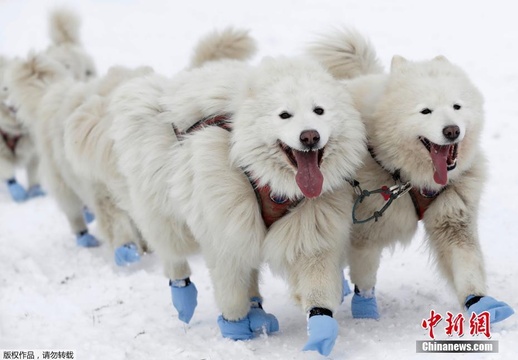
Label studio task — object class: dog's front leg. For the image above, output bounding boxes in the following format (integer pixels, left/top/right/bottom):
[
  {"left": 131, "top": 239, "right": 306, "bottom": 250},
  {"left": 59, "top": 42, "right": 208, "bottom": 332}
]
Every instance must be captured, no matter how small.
[
  {"left": 203, "top": 241, "right": 279, "bottom": 340},
  {"left": 423, "top": 165, "right": 514, "bottom": 323},
  {"left": 42, "top": 161, "right": 99, "bottom": 247},
  {"left": 287, "top": 250, "right": 343, "bottom": 356}
]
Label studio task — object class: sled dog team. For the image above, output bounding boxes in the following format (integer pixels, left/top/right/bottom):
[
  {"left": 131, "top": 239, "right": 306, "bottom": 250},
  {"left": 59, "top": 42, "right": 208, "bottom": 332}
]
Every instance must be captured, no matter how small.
[{"left": 1, "top": 8, "right": 513, "bottom": 356}]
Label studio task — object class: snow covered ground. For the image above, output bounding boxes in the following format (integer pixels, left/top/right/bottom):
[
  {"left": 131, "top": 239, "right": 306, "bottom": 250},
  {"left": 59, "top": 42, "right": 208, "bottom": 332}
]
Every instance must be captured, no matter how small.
[{"left": 1, "top": 0, "right": 517, "bottom": 359}]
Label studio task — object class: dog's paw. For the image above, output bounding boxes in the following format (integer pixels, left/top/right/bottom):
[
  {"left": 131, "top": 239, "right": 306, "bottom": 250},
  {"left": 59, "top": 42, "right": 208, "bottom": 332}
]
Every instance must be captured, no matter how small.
[
  {"left": 351, "top": 290, "right": 380, "bottom": 319},
  {"left": 465, "top": 295, "right": 515, "bottom": 323},
  {"left": 26, "top": 184, "right": 46, "bottom": 199},
  {"left": 75, "top": 231, "right": 100, "bottom": 247},
  {"left": 302, "top": 314, "right": 338, "bottom": 356},
  {"left": 114, "top": 243, "right": 141, "bottom": 266},
  {"left": 6, "top": 179, "right": 27, "bottom": 203},
  {"left": 82, "top": 206, "right": 95, "bottom": 224},
  {"left": 170, "top": 278, "right": 198, "bottom": 324},
  {"left": 217, "top": 300, "right": 279, "bottom": 340},
  {"left": 217, "top": 315, "right": 254, "bottom": 340},
  {"left": 248, "top": 297, "right": 279, "bottom": 334}
]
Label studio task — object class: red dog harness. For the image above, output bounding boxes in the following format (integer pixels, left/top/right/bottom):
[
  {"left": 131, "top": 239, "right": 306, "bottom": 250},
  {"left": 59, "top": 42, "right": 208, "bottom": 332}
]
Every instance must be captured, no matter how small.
[
  {"left": 0, "top": 128, "right": 21, "bottom": 154},
  {"left": 173, "top": 114, "right": 301, "bottom": 228}
]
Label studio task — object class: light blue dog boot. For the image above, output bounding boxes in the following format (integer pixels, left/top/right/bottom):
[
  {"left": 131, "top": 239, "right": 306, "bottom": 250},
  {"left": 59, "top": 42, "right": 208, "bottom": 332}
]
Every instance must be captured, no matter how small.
[
  {"left": 114, "top": 242, "right": 141, "bottom": 266},
  {"left": 82, "top": 206, "right": 95, "bottom": 224},
  {"left": 302, "top": 308, "right": 338, "bottom": 356},
  {"left": 217, "top": 315, "right": 254, "bottom": 340},
  {"left": 248, "top": 297, "right": 279, "bottom": 334},
  {"left": 465, "top": 295, "right": 515, "bottom": 323},
  {"left": 351, "top": 286, "right": 380, "bottom": 319},
  {"left": 75, "top": 230, "right": 100, "bottom": 247},
  {"left": 170, "top": 278, "right": 198, "bottom": 324},
  {"left": 6, "top": 178, "right": 27, "bottom": 203},
  {"left": 217, "top": 298, "right": 279, "bottom": 340},
  {"left": 26, "top": 184, "right": 46, "bottom": 198}
]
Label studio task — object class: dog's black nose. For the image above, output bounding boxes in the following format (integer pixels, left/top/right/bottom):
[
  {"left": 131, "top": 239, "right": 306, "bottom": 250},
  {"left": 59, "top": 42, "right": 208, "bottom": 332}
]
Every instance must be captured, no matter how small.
[
  {"left": 443, "top": 125, "right": 460, "bottom": 140},
  {"left": 300, "top": 129, "right": 320, "bottom": 147}
]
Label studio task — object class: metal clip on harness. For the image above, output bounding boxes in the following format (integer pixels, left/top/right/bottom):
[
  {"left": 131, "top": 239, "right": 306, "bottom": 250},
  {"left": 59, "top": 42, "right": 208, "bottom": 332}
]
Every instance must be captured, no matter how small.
[{"left": 350, "top": 180, "right": 412, "bottom": 224}]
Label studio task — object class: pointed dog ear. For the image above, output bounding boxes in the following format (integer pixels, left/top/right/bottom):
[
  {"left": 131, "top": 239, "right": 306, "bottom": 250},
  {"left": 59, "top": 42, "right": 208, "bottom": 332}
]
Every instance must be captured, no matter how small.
[{"left": 390, "top": 55, "right": 408, "bottom": 71}]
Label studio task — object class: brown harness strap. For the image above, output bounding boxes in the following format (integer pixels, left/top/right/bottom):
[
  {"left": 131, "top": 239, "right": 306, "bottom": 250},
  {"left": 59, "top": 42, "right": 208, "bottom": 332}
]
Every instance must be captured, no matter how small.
[
  {"left": 248, "top": 177, "right": 301, "bottom": 229},
  {"left": 185, "top": 114, "right": 232, "bottom": 133},
  {"left": 0, "top": 128, "right": 21, "bottom": 153},
  {"left": 408, "top": 188, "right": 441, "bottom": 220},
  {"left": 172, "top": 114, "right": 232, "bottom": 139},
  {"left": 175, "top": 114, "right": 301, "bottom": 228}
]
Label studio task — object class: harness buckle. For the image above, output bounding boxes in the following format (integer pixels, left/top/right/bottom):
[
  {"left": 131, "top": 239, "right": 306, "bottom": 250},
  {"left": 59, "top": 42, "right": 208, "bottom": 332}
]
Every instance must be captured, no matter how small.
[{"left": 347, "top": 179, "right": 363, "bottom": 196}]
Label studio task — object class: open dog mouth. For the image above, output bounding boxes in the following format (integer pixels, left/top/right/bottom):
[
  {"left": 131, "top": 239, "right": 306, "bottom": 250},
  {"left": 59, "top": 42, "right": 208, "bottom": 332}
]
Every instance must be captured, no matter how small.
[
  {"left": 419, "top": 136, "right": 459, "bottom": 186},
  {"left": 278, "top": 140, "right": 325, "bottom": 198}
]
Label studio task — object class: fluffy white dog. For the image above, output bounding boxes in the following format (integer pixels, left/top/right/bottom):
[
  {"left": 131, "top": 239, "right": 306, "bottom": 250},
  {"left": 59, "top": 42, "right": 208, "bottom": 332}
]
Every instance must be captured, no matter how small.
[
  {"left": 308, "top": 28, "right": 514, "bottom": 324},
  {"left": 0, "top": 8, "right": 95, "bottom": 204},
  {"left": 6, "top": 53, "right": 153, "bottom": 256},
  {"left": 0, "top": 56, "right": 43, "bottom": 202},
  {"left": 106, "top": 55, "right": 365, "bottom": 355},
  {"left": 4, "top": 7, "right": 106, "bottom": 247}
]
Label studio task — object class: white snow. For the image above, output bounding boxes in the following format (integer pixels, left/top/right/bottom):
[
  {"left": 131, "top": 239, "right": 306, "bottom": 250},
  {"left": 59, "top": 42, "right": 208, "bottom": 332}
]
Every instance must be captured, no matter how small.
[{"left": 1, "top": 0, "right": 517, "bottom": 359}]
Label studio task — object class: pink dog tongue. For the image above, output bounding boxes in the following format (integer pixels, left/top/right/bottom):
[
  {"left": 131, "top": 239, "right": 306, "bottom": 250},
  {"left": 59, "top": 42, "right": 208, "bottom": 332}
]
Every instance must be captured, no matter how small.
[
  {"left": 430, "top": 144, "right": 450, "bottom": 186},
  {"left": 293, "top": 150, "right": 323, "bottom": 198}
]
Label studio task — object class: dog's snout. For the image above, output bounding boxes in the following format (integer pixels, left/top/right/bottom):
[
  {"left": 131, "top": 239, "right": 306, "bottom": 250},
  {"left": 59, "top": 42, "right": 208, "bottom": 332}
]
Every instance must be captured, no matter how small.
[
  {"left": 300, "top": 129, "right": 320, "bottom": 147},
  {"left": 443, "top": 125, "right": 461, "bottom": 141}
]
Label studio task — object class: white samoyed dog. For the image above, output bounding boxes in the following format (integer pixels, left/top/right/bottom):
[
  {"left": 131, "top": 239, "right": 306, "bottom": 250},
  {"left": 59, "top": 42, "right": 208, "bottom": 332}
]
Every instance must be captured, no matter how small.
[
  {"left": 0, "top": 8, "right": 95, "bottom": 204},
  {"left": 5, "top": 54, "right": 151, "bottom": 252},
  {"left": 107, "top": 56, "right": 365, "bottom": 355},
  {"left": 308, "top": 28, "right": 514, "bottom": 324},
  {"left": 0, "top": 56, "right": 42, "bottom": 202}
]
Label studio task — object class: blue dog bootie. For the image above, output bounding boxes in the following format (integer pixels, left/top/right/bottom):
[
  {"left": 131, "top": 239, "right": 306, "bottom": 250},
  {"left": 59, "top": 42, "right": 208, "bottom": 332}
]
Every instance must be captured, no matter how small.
[
  {"left": 75, "top": 230, "right": 100, "bottom": 247},
  {"left": 351, "top": 286, "right": 380, "bottom": 320},
  {"left": 465, "top": 295, "right": 515, "bottom": 323},
  {"left": 26, "top": 184, "right": 46, "bottom": 199},
  {"left": 217, "top": 315, "right": 254, "bottom": 340},
  {"left": 114, "top": 242, "right": 141, "bottom": 266},
  {"left": 6, "top": 178, "right": 27, "bottom": 203},
  {"left": 170, "top": 278, "right": 198, "bottom": 324},
  {"left": 217, "top": 298, "right": 279, "bottom": 340},
  {"left": 302, "top": 308, "right": 339, "bottom": 356},
  {"left": 248, "top": 297, "right": 279, "bottom": 334},
  {"left": 82, "top": 206, "right": 95, "bottom": 224}
]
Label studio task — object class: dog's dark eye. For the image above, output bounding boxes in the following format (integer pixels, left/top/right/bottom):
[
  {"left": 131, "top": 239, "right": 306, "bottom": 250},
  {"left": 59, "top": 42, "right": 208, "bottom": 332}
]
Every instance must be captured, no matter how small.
[
  {"left": 453, "top": 104, "right": 461, "bottom": 110},
  {"left": 2, "top": 87, "right": 7, "bottom": 92},
  {"left": 85, "top": 70, "right": 93, "bottom": 77},
  {"left": 420, "top": 108, "right": 432, "bottom": 115},
  {"left": 279, "top": 111, "right": 292, "bottom": 119},
  {"left": 313, "top": 107, "right": 324, "bottom": 115}
]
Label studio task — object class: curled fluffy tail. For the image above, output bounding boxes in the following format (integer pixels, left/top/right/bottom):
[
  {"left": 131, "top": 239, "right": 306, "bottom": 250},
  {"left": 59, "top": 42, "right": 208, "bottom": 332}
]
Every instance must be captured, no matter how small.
[
  {"left": 48, "top": 8, "right": 82, "bottom": 45},
  {"left": 189, "top": 27, "right": 257, "bottom": 68},
  {"left": 307, "top": 28, "right": 383, "bottom": 79}
]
